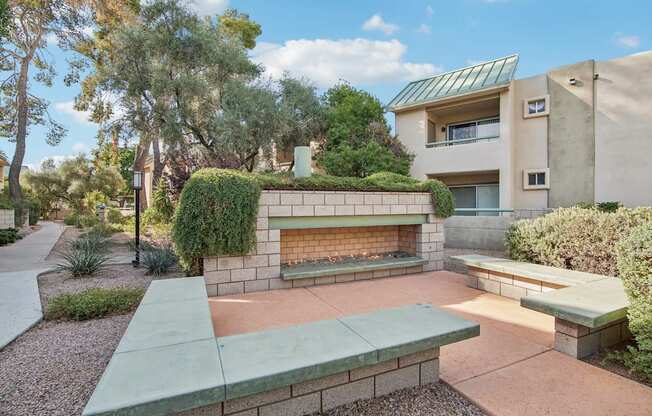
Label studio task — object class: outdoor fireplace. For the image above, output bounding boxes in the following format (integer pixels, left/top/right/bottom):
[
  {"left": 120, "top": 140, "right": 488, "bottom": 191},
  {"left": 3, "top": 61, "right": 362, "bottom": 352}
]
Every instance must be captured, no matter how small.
[{"left": 203, "top": 190, "right": 445, "bottom": 297}]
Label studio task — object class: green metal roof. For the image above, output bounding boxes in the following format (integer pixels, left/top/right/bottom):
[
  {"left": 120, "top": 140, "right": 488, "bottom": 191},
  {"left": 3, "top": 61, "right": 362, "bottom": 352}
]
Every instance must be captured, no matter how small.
[{"left": 388, "top": 54, "right": 519, "bottom": 110}]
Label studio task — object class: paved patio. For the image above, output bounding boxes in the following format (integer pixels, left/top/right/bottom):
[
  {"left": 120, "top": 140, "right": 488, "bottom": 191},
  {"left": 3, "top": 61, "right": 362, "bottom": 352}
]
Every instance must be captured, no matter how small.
[{"left": 209, "top": 271, "right": 652, "bottom": 416}]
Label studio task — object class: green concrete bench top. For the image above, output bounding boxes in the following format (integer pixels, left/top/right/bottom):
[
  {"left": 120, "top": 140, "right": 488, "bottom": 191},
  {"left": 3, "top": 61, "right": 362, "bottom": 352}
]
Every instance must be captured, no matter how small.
[
  {"left": 450, "top": 254, "right": 608, "bottom": 287},
  {"left": 521, "top": 278, "right": 629, "bottom": 328},
  {"left": 83, "top": 277, "right": 224, "bottom": 416},
  {"left": 85, "top": 282, "right": 479, "bottom": 416},
  {"left": 218, "top": 304, "right": 479, "bottom": 400},
  {"left": 281, "top": 256, "right": 427, "bottom": 280}
]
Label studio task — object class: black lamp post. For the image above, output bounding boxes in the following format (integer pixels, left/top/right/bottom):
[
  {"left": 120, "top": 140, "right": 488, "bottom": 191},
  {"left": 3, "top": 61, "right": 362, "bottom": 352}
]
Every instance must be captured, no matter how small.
[{"left": 132, "top": 170, "right": 143, "bottom": 267}]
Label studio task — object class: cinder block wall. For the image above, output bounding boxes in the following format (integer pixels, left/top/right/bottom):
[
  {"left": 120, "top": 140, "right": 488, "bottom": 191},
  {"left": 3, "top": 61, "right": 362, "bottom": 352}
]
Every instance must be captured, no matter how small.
[
  {"left": 0, "top": 209, "right": 14, "bottom": 228},
  {"left": 204, "top": 191, "right": 444, "bottom": 297}
]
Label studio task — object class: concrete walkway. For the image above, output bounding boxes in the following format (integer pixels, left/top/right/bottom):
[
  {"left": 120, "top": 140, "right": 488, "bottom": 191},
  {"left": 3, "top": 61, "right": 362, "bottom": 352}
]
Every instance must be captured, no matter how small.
[
  {"left": 0, "top": 221, "right": 64, "bottom": 349},
  {"left": 209, "top": 271, "right": 652, "bottom": 416}
]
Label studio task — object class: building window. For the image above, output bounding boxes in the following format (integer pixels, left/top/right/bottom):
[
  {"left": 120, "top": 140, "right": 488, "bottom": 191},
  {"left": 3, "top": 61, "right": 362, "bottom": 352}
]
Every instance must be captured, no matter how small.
[
  {"left": 523, "top": 95, "right": 550, "bottom": 119},
  {"left": 523, "top": 168, "right": 550, "bottom": 190},
  {"left": 450, "top": 184, "right": 500, "bottom": 216},
  {"left": 446, "top": 117, "right": 499, "bottom": 144}
]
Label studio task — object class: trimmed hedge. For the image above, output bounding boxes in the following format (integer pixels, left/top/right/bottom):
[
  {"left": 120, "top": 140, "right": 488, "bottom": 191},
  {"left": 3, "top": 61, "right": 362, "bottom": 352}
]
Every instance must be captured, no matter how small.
[
  {"left": 173, "top": 169, "right": 262, "bottom": 272},
  {"left": 615, "top": 224, "right": 652, "bottom": 380},
  {"left": 507, "top": 207, "right": 652, "bottom": 276},
  {"left": 0, "top": 228, "right": 18, "bottom": 246},
  {"left": 173, "top": 169, "right": 454, "bottom": 272},
  {"left": 46, "top": 287, "right": 144, "bottom": 321}
]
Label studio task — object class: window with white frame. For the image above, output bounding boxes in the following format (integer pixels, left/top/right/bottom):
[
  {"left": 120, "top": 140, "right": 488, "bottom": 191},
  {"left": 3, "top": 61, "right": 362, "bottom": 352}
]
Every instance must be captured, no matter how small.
[
  {"left": 446, "top": 117, "right": 499, "bottom": 143},
  {"left": 523, "top": 168, "right": 550, "bottom": 190},
  {"left": 523, "top": 95, "right": 550, "bottom": 118}
]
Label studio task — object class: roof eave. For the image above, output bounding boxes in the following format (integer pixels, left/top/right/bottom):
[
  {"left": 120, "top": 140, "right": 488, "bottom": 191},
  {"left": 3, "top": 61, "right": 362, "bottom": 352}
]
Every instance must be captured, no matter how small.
[{"left": 388, "top": 83, "right": 510, "bottom": 113}]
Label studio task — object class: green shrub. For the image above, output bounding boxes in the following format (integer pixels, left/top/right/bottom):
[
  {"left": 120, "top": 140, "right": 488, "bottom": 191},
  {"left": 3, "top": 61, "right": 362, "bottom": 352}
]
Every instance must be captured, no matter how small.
[
  {"left": 0, "top": 228, "right": 18, "bottom": 246},
  {"left": 46, "top": 287, "right": 144, "bottom": 321},
  {"left": 173, "top": 169, "right": 261, "bottom": 272},
  {"left": 575, "top": 201, "right": 622, "bottom": 213},
  {"left": 507, "top": 207, "right": 652, "bottom": 276},
  {"left": 142, "top": 245, "right": 177, "bottom": 276},
  {"left": 615, "top": 224, "right": 652, "bottom": 380},
  {"left": 0, "top": 192, "right": 13, "bottom": 209},
  {"left": 78, "top": 214, "right": 99, "bottom": 229},
  {"left": 421, "top": 179, "right": 455, "bottom": 218},
  {"left": 107, "top": 207, "right": 125, "bottom": 224},
  {"left": 88, "top": 223, "right": 121, "bottom": 237},
  {"left": 152, "top": 180, "right": 175, "bottom": 222},
  {"left": 57, "top": 244, "right": 109, "bottom": 277},
  {"left": 71, "top": 233, "right": 110, "bottom": 253},
  {"left": 320, "top": 142, "right": 411, "bottom": 178},
  {"left": 64, "top": 212, "right": 79, "bottom": 226}
]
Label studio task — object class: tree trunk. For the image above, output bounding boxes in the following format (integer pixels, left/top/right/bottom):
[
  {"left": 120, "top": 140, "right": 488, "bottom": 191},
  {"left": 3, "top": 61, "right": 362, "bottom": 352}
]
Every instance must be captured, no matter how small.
[
  {"left": 152, "top": 136, "right": 163, "bottom": 188},
  {"left": 133, "top": 135, "right": 151, "bottom": 211},
  {"left": 9, "top": 57, "right": 31, "bottom": 204}
]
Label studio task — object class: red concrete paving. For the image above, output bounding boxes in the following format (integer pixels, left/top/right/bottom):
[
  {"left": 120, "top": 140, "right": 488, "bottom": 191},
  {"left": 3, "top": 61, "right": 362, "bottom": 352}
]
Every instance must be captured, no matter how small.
[{"left": 208, "top": 271, "right": 652, "bottom": 415}]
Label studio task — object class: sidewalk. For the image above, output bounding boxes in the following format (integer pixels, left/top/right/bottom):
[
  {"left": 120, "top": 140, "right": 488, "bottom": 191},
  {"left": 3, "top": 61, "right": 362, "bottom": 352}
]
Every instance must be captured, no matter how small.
[
  {"left": 209, "top": 271, "right": 652, "bottom": 416},
  {"left": 0, "top": 221, "right": 64, "bottom": 349}
]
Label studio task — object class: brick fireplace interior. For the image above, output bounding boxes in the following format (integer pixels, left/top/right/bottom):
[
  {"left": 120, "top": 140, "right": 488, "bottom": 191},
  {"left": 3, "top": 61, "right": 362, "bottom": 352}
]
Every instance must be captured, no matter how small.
[{"left": 280, "top": 225, "right": 419, "bottom": 265}]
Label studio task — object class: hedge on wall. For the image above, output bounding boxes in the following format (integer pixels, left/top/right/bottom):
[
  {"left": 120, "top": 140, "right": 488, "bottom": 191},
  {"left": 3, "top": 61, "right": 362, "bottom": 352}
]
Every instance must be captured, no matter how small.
[
  {"left": 615, "top": 223, "right": 652, "bottom": 380},
  {"left": 506, "top": 207, "right": 652, "bottom": 276},
  {"left": 173, "top": 169, "right": 262, "bottom": 272},
  {"left": 173, "top": 169, "right": 455, "bottom": 272}
]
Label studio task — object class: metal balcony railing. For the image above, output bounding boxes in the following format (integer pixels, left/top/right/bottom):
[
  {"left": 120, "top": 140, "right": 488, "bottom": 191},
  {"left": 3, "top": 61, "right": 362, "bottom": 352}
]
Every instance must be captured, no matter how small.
[{"left": 426, "top": 135, "right": 499, "bottom": 148}]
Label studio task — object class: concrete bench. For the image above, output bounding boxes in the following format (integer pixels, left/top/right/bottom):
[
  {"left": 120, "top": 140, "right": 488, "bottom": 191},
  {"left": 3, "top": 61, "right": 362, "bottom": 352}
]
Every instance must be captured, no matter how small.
[
  {"left": 84, "top": 278, "right": 480, "bottom": 416},
  {"left": 450, "top": 254, "right": 606, "bottom": 300},
  {"left": 452, "top": 255, "right": 631, "bottom": 359},
  {"left": 521, "top": 278, "right": 630, "bottom": 358}
]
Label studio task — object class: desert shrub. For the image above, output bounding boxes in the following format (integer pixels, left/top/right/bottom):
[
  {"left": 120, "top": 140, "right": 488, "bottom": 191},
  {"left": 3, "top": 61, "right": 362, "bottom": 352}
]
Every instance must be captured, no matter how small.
[
  {"left": 57, "top": 242, "right": 110, "bottom": 277},
  {"left": 173, "top": 169, "right": 261, "bottom": 272},
  {"left": 0, "top": 228, "right": 18, "bottom": 245},
  {"left": 71, "top": 233, "right": 110, "bottom": 253},
  {"left": 107, "top": 207, "right": 125, "bottom": 224},
  {"left": 64, "top": 212, "right": 79, "bottom": 226},
  {"left": 78, "top": 214, "right": 99, "bottom": 229},
  {"left": 615, "top": 224, "right": 652, "bottom": 380},
  {"left": 575, "top": 201, "right": 622, "bottom": 213},
  {"left": 46, "top": 287, "right": 144, "bottom": 321},
  {"left": 507, "top": 207, "right": 652, "bottom": 276},
  {"left": 320, "top": 142, "right": 411, "bottom": 178},
  {"left": 142, "top": 245, "right": 177, "bottom": 276},
  {"left": 86, "top": 223, "right": 121, "bottom": 238}
]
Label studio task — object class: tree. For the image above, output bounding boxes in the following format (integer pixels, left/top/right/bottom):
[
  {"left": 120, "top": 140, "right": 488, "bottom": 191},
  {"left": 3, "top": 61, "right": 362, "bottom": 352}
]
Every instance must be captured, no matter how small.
[
  {"left": 319, "top": 83, "right": 413, "bottom": 177},
  {"left": 24, "top": 155, "right": 124, "bottom": 215},
  {"left": 276, "top": 76, "right": 325, "bottom": 170},
  {"left": 218, "top": 8, "right": 261, "bottom": 49}
]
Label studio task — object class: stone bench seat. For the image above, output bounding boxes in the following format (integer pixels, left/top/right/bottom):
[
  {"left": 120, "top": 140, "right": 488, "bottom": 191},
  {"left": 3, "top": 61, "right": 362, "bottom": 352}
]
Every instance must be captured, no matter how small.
[
  {"left": 280, "top": 256, "right": 428, "bottom": 280},
  {"left": 521, "top": 278, "right": 630, "bottom": 358},
  {"left": 84, "top": 278, "right": 479, "bottom": 416},
  {"left": 450, "top": 254, "right": 607, "bottom": 300}
]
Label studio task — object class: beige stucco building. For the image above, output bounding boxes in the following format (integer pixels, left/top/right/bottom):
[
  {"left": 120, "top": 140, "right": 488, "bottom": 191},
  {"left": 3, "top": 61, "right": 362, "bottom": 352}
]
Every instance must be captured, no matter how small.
[{"left": 390, "top": 51, "right": 652, "bottom": 215}]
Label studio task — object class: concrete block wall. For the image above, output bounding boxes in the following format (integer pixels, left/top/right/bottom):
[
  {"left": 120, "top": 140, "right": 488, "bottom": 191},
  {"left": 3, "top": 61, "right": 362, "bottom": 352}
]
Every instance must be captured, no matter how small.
[
  {"left": 0, "top": 209, "right": 14, "bottom": 228},
  {"left": 179, "top": 348, "right": 440, "bottom": 416},
  {"left": 554, "top": 318, "right": 631, "bottom": 359},
  {"left": 204, "top": 190, "right": 444, "bottom": 297},
  {"left": 465, "top": 266, "right": 564, "bottom": 301}
]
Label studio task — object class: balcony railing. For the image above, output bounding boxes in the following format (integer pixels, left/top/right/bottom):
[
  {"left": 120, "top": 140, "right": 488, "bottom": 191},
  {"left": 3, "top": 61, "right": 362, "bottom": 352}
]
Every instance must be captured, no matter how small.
[
  {"left": 426, "top": 135, "right": 499, "bottom": 148},
  {"left": 453, "top": 208, "right": 514, "bottom": 217}
]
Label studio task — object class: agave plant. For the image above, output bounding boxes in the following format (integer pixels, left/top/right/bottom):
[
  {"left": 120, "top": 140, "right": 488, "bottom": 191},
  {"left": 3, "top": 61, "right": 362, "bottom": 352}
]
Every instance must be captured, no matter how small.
[
  {"left": 142, "top": 245, "right": 177, "bottom": 276},
  {"left": 57, "top": 247, "right": 110, "bottom": 277}
]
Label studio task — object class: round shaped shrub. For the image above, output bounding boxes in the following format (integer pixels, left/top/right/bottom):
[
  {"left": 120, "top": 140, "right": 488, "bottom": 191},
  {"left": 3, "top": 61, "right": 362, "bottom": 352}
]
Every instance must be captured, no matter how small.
[
  {"left": 173, "top": 169, "right": 261, "bottom": 272},
  {"left": 107, "top": 207, "right": 125, "bottom": 224},
  {"left": 615, "top": 223, "right": 652, "bottom": 380}
]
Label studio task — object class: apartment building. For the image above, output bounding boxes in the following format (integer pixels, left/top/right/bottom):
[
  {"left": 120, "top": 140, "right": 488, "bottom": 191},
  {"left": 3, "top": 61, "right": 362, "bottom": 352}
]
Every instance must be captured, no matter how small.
[{"left": 389, "top": 51, "right": 652, "bottom": 216}]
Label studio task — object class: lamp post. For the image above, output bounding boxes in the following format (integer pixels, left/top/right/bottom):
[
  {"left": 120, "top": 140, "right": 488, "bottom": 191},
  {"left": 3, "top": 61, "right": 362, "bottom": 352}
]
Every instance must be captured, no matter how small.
[{"left": 132, "top": 170, "right": 143, "bottom": 267}]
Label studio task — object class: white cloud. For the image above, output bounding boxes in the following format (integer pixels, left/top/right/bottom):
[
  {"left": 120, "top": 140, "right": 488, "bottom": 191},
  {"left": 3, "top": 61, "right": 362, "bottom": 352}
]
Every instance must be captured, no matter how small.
[
  {"left": 417, "top": 24, "right": 431, "bottom": 34},
  {"left": 188, "top": 0, "right": 229, "bottom": 16},
  {"left": 252, "top": 38, "right": 440, "bottom": 87},
  {"left": 362, "top": 14, "right": 399, "bottom": 35},
  {"left": 614, "top": 33, "right": 640, "bottom": 49},
  {"left": 72, "top": 142, "right": 89, "bottom": 153},
  {"left": 426, "top": 5, "right": 434, "bottom": 17},
  {"left": 54, "top": 101, "right": 92, "bottom": 125}
]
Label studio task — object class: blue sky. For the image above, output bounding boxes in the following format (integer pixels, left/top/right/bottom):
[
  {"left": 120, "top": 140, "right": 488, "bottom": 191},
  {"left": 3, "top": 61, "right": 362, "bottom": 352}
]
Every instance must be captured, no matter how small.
[{"left": 2, "top": 0, "right": 650, "bottom": 169}]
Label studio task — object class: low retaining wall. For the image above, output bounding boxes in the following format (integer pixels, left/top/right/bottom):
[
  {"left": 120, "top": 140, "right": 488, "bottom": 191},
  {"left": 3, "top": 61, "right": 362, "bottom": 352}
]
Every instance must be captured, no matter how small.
[
  {"left": 0, "top": 209, "right": 14, "bottom": 228},
  {"left": 204, "top": 190, "right": 445, "bottom": 297},
  {"left": 183, "top": 349, "right": 440, "bottom": 416}
]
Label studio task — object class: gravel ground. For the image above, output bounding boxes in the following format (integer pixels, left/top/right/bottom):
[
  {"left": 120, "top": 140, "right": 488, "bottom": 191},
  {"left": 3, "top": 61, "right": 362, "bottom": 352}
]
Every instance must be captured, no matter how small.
[
  {"left": 38, "top": 264, "right": 161, "bottom": 312},
  {"left": 321, "top": 382, "right": 485, "bottom": 416},
  {"left": 0, "top": 315, "right": 132, "bottom": 416},
  {"left": 583, "top": 342, "right": 652, "bottom": 388}
]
